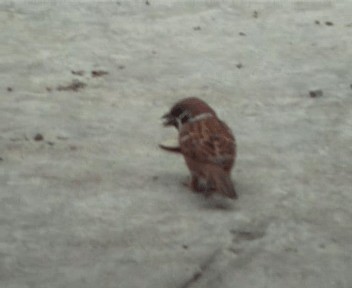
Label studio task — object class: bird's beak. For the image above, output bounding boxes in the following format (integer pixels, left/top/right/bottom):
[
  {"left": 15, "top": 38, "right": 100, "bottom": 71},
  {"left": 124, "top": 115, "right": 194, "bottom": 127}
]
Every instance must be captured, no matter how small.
[{"left": 161, "top": 112, "right": 175, "bottom": 127}]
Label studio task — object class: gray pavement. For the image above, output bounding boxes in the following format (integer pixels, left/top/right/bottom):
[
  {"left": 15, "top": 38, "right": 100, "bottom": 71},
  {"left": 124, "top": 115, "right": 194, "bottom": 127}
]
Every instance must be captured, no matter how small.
[{"left": 1, "top": 1, "right": 352, "bottom": 287}]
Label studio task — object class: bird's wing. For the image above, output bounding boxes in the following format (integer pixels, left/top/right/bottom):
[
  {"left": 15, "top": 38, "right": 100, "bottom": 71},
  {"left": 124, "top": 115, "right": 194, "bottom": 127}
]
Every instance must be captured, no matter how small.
[{"left": 179, "top": 118, "right": 235, "bottom": 167}]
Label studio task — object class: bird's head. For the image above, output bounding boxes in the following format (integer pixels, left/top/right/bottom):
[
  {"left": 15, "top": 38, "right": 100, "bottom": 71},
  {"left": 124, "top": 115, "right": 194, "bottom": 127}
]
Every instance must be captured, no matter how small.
[{"left": 162, "top": 97, "right": 216, "bottom": 130}]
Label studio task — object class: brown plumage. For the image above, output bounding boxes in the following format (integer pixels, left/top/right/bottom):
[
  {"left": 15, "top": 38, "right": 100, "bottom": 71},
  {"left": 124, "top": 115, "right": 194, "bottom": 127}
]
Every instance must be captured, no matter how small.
[{"left": 161, "top": 97, "right": 237, "bottom": 199}]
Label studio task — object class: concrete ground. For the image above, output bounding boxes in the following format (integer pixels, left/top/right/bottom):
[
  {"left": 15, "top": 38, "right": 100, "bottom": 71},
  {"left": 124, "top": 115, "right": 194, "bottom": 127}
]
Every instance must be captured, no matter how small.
[{"left": 1, "top": 1, "right": 352, "bottom": 287}]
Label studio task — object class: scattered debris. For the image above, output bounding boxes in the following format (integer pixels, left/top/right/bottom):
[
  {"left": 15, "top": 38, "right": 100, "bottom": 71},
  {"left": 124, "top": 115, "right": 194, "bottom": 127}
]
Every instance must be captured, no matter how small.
[
  {"left": 7, "top": 87, "right": 13, "bottom": 92},
  {"left": 118, "top": 65, "right": 125, "bottom": 70},
  {"left": 57, "top": 80, "right": 86, "bottom": 92},
  {"left": 193, "top": 26, "right": 201, "bottom": 31},
  {"left": 309, "top": 89, "right": 323, "bottom": 98},
  {"left": 71, "top": 70, "right": 85, "bottom": 76},
  {"left": 91, "top": 70, "right": 109, "bottom": 77},
  {"left": 315, "top": 20, "right": 320, "bottom": 25},
  {"left": 34, "top": 133, "right": 44, "bottom": 141},
  {"left": 239, "top": 32, "right": 246, "bottom": 36},
  {"left": 236, "top": 63, "right": 243, "bottom": 69},
  {"left": 253, "top": 11, "right": 259, "bottom": 18},
  {"left": 325, "top": 21, "right": 334, "bottom": 26}
]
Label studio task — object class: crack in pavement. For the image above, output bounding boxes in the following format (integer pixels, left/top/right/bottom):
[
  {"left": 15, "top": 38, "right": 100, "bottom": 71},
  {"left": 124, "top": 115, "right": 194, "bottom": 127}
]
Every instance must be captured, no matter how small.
[{"left": 179, "top": 248, "right": 222, "bottom": 288}]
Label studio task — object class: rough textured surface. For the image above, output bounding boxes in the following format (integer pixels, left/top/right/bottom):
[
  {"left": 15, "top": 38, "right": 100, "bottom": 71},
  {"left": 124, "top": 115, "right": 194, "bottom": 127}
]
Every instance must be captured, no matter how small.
[{"left": 1, "top": 1, "right": 352, "bottom": 287}]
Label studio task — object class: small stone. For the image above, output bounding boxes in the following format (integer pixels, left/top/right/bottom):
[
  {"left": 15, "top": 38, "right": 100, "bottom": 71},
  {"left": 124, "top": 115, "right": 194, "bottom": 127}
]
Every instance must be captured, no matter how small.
[
  {"left": 253, "top": 11, "right": 258, "bottom": 18},
  {"left": 145, "top": 0, "right": 150, "bottom": 5},
  {"left": 193, "top": 26, "right": 201, "bottom": 31},
  {"left": 325, "top": 21, "right": 334, "bottom": 26},
  {"left": 0, "top": 157, "right": 3, "bottom": 161},
  {"left": 236, "top": 63, "right": 243, "bottom": 69},
  {"left": 315, "top": 20, "right": 320, "bottom": 25},
  {"left": 34, "top": 133, "right": 44, "bottom": 141},
  {"left": 71, "top": 70, "right": 85, "bottom": 76},
  {"left": 239, "top": 32, "right": 246, "bottom": 36},
  {"left": 182, "top": 244, "right": 188, "bottom": 250},
  {"left": 91, "top": 70, "right": 109, "bottom": 77},
  {"left": 7, "top": 87, "right": 13, "bottom": 92},
  {"left": 309, "top": 89, "right": 323, "bottom": 98},
  {"left": 118, "top": 65, "right": 125, "bottom": 70}
]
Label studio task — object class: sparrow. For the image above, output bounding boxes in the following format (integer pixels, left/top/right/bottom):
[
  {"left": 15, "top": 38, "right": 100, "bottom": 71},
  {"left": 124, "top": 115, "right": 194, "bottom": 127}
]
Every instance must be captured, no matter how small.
[{"left": 161, "top": 97, "right": 237, "bottom": 199}]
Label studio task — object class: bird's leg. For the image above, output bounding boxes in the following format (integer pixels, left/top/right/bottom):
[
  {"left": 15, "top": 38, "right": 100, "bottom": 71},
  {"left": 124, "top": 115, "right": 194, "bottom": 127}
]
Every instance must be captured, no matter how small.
[
  {"left": 195, "top": 177, "right": 208, "bottom": 193},
  {"left": 183, "top": 175, "right": 216, "bottom": 195},
  {"left": 183, "top": 175, "right": 203, "bottom": 193}
]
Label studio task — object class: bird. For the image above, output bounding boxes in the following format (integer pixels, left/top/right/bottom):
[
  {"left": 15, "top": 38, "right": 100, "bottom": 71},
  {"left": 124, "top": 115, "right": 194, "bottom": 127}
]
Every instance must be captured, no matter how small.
[{"left": 160, "top": 97, "right": 237, "bottom": 199}]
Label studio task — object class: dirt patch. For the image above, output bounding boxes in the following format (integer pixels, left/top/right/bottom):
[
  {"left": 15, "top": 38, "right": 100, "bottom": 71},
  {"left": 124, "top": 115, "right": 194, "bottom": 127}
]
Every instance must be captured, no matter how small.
[{"left": 57, "top": 80, "right": 87, "bottom": 92}]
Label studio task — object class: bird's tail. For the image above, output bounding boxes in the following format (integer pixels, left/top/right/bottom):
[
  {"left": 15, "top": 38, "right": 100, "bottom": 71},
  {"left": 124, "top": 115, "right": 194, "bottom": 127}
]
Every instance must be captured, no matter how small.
[
  {"left": 158, "top": 144, "right": 182, "bottom": 153},
  {"left": 207, "top": 166, "right": 237, "bottom": 199}
]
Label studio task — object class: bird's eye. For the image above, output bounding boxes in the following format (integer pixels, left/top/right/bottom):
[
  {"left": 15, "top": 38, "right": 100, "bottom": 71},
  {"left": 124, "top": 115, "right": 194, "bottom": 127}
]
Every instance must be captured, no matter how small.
[{"left": 178, "top": 110, "right": 190, "bottom": 122}]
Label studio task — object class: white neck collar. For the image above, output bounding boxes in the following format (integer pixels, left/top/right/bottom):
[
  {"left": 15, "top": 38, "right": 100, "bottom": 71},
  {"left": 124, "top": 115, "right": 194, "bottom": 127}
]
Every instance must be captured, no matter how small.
[
  {"left": 176, "top": 112, "right": 214, "bottom": 130},
  {"left": 189, "top": 112, "right": 213, "bottom": 123}
]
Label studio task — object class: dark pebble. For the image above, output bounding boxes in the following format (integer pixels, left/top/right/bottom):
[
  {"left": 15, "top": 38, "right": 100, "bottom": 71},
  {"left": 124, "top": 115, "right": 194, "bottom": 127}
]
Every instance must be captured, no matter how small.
[
  {"left": 91, "top": 70, "right": 109, "bottom": 77},
  {"left": 309, "top": 90, "right": 323, "bottom": 98},
  {"left": 34, "top": 133, "right": 44, "bottom": 141}
]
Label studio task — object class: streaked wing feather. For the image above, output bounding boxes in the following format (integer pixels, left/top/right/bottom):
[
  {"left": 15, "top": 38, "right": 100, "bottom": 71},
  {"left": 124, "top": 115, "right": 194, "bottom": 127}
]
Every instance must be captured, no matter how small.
[{"left": 179, "top": 118, "right": 235, "bottom": 167}]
